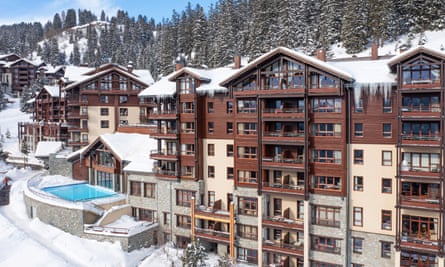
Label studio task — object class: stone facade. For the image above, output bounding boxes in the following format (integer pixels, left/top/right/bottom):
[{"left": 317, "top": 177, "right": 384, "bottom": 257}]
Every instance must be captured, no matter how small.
[
  {"left": 350, "top": 230, "right": 394, "bottom": 266},
  {"left": 48, "top": 153, "right": 73, "bottom": 177}
]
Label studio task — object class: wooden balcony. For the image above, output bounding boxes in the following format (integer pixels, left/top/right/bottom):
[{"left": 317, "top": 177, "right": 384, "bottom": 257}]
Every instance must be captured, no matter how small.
[
  {"left": 263, "top": 131, "right": 305, "bottom": 144},
  {"left": 152, "top": 168, "right": 178, "bottom": 180},
  {"left": 400, "top": 196, "right": 440, "bottom": 210},
  {"left": 194, "top": 227, "right": 230, "bottom": 244},
  {"left": 262, "top": 182, "right": 304, "bottom": 196},
  {"left": 263, "top": 240, "right": 304, "bottom": 257},
  {"left": 262, "top": 155, "right": 304, "bottom": 169},
  {"left": 400, "top": 235, "right": 440, "bottom": 252},
  {"left": 67, "top": 139, "right": 89, "bottom": 146},
  {"left": 400, "top": 134, "right": 441, "bottom": 147},
  {"left": 148, "top": 127, "right": 178, "bottom": 139},
  {"left": 262, "top": 215, "right": 304, "bottom": 231},
  {"left": 400, "top": 105, "right": 441, "bottom": 118},
  {"left": 146, "top": 110, "right": 177, "bottom": 120},
  {"left": 399, "top": 165, "right": 441, "bottom": 179},
  {"left": 150, "top": 149, "right": 178, "bottom": 161}
]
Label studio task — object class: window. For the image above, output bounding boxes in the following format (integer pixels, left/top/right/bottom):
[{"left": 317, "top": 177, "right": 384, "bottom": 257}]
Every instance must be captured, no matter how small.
[
  {"left": 402, "top": 152, "right": 440, "bottom": 172},
  {"left": 238, "top": 197, "right": 257, "bottom": 216},
  {"left": 381, "top": 241, "right": 391, "bottom": 258},
  {"left": 176, "top": 215, "right": 191, "bottom": 229},
  {"left": 100, "top": 108, "right": 109, "bottom": 116},
  {"left": 82, "top": 134, "right": 88, "bottom": 142},
  {"left": 312, "top": 123, "right": 341, "bottom": 136},
  {"left": 208, "top": 166, "right": 215, "bottom": 178},
  {"left": 355, "top": 99, "right": 363, "bottom": 112},
  {"left": 312, "top": 175, "right": 341, "bottom": 191},
  {"left": 311, "top": 235, "right": 341, "bottom": 254},
  {"left": 237, "top": 170, "right": 257, "bottom": 184},
  {"left": 402, "top": 214, "right": 438, "bottom": 241},
  {"left": 181, "top": 102, "right": 194, "bottom": 113},
  {"left": 208, "top": 122, "right": 214, "bottom": 134},
  {"left": 208, "top": 191, "right": 215, "bottom": 207},
  {"left": 226, "top": 144, "right": 234, "bottom": 157},
  {"left": 354, "top": 123, "right": 363, "bottom": 137},
  {"left": 226, "top": 101, "right": 233, "bottom": 113},
  {"left": 138, "top": 208, "right": 156, "bottom": 222},
  {"left": 312, "top": 150, "right": 342, "bottom": 164},
  {"left": 352, "top": 237, "right": 363, "bottom": 254},
  {"left": 311, "top": 205, "right": 341, "bottom": 227},
  {"left": 237, "top": 247, "right": 257, "bottom": 264},
  {"left": 383, "top": 98, "right": 392, "bottom": 113},
  {"left": 100, "top": 95, "right": 109, "bottom": 103},
  {"left": 179, "top": 77, "right": 195, "bottom": 94},
  {"left": 227, "top": 122, "right": 233, "bottom": 134},
  {"left": 237, "top": 99, "right": 256, "bottom": 113},
  {"left": 312, "top": 97, "right": 342, "bottom": 112},
  {"left": 176, "top": 190, "right": 195, "bottom": 207},
  {"left": 100, "top": 120, "right": 109, "bottom": 128},
  {"left": 119, "top": 96, "right": 128, "bottom": 104},
  {"left": 97, "top": 151, "right": 113, "bottom": 167},
  {"left": 130, "top": 181, "right": 141, "bottom": 196},
  {"left": 382, "top": 178, "right": 392, "bottom": 193},
  {"left": 238, "top": 224, "right": 258, "bottom": 240},
  {"left": 383, "top": 123, "right": 392, "bottom": 138},
  {"left": 181, "top": 122, "right": 195, "bottom": 133},
  {"left": 354, "top": 150, "right": 364, "bottom": 164},
  {"left": 237, "top": 146, "right": 257, "bottom": 159},
  {"left": 227, "top": 167, "right": 234, "bottom": 179},
  {"left": 237, "top": 122, "right": 257, "bottom": 135},
  {"left": 382, "top": 151, "right": 392, "bottom": 166},
  {"left": 208, "top": 102, "right": 214, "bottom": 113},
  {"left": 119, "top": 108, "right": 128, "bottom": 116},
  {"left": 163, "top": 212, "right": 170, "bottom": 225},
  {"left": 208, "top": 144, "right": 215, "bottom": 156},
  {"left": 353, "top": 207, "right": 363, "bottom": 226},
  {"left": 381, "top": 210, "right": 392, "bottom": 230},
  {"left": 353, "top": 176, "right": 363, "bottom": 191},
  {"left": 144, "top": 183, "right": 155, "bottom": 198},
  {"left": 97, "top": 171, "right": 113, "bottom": 189},
  {"left": 181, "top": 165, "right": 194, "bottom": 178}
]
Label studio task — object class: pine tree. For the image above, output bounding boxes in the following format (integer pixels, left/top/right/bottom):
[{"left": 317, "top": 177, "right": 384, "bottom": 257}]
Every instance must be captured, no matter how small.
[
  {"left": 64, "top": 9, "right": 77, "bottom": 29},
  {"left": 340, "top": 0, "right": 369, "bottom": 54},
  {"left": 53, "top": 13, "right": 62, "bottom": 33},
  {"left": 181, "top": 239, "right": 208, "bottom": 267},
  {"left": 72, "top": 43, "right": 81, "bottom": 65}
]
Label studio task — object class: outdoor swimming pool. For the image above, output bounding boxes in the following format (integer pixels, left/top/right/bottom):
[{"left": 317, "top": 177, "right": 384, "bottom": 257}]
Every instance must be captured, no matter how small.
[{"left": 42, "top": 183, "right": 116, "bottom": 201}]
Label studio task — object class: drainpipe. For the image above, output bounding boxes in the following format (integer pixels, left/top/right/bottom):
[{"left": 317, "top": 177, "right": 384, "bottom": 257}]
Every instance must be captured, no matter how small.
[{"left": 345, "top": 85, "right": 352, "bottom": 267}]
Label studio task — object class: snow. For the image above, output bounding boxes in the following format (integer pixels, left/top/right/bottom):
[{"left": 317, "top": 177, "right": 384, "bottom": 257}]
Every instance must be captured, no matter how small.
[{"left": 35, "top": 141, "right": 64, "bottom": 158}]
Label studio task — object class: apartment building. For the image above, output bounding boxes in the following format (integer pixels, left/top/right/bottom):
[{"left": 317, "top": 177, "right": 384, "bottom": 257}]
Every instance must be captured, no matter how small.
[
  {"left": 122, "top": 46, "right": 445, "bottom": 266},
  {"left": 0, "top": 53, "right": 39, "bottom": 93}
]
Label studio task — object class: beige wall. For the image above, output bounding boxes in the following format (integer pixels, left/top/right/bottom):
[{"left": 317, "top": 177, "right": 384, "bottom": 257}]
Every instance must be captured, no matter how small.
[
  {"left": 88, "top": 106, "right": 116, "bottom": 143},
  {"left": 118, "top": 106, "right": 140, "bottom": 125},
  {"left": 203, "top": 138, "right": 234, "bottom": 210},
  {"left": 349, "top": 144, "right": 396, "bottom": 235}
]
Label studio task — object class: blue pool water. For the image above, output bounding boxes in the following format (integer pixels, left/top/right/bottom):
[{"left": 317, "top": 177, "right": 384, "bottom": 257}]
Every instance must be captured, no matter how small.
[{"left": 42, "top": 183, "right": 116, "bottom": 201}]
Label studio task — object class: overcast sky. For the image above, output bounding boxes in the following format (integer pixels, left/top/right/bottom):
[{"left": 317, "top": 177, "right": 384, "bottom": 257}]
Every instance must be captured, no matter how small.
[{"left": 0, "top": 0, "right": 217, "bottom": 25}]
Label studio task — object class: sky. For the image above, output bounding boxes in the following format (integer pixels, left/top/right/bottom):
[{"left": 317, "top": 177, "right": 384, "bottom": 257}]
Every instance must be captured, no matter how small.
[{"left": 0, "top": 0, "right": 218, "bottom": 25}]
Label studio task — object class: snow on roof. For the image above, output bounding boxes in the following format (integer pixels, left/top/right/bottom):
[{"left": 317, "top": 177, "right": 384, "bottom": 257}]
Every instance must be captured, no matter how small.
[
  {"left": 123, "top": 160, "right": 154, "bottom": 173},
  {"left": 139, "top": 72, "right": 177, "bottom": 97},
  {"left": 132, "top": 69, "right": 154, "bottom": 85},
  {"left": 35, "top": 141, "right": 64, "bottom": 158},
  {"left": 221, "top": 47, "right": 354, "bottom": 86},
  {"left": 43, "top": 85, "right": 61, "bottom": 97},
  {"left": 99, "top": 132, "right": 156, "bottom": 163},
  {"left": 329, "top": 58, "right": 395, "bottom": 85},
  {"left": 139, "top": 67, "right": 238, "bottom": 97},
  {"left": 4, "top": 58, "right": 38, "bottom": 68},
  {"left": 387, "top": 46, "right": 445, "bottom": 67},
  {"left": 63, "top": 65, "right": 94, "bottom": 82}
]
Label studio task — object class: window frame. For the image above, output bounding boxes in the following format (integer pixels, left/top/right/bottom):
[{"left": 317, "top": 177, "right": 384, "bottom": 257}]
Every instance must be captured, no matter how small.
[
  {"left": 382, "top": 151, "right": 392, "bottom": 166},
  {"left": 353, "top": 176, "right": 364, "bottom": 191},
  {"left": 353, "top": 207, "right": 363, "bottom": 227}
]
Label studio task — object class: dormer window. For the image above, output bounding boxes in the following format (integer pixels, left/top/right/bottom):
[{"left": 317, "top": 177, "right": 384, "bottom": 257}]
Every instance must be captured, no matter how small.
[{"left": 402, "top": 58, "right": 440, "bottom": 85}]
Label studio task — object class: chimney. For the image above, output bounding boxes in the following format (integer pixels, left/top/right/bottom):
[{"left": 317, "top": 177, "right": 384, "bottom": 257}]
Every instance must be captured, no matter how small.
[
  {"left": 371, "top": 43, "right": 378, "bottom": 60},
  {"left": 316, "top": 48, "right": 326, "bottom": 62},
  {"left": 127, "top": 61, "right": 134, "bottom": 73},
  {"left": 175, "top": 63, "right": 184, "bottom": 71},
  {"left": 234, "top": 55, "right": 241, "bottom": 69}
]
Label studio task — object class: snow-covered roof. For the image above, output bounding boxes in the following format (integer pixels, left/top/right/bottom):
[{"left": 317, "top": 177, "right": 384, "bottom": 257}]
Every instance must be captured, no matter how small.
[
  {"left": 35, "top": 141, "right": 64, "bottom": 158},
  {"left": 3, "top": 58, "right": 38, "bottom": 68},
  {"left": 221, "top": 47, "right": 354, "bottom": 86},
  {"left": 123, "top": 160, "right": 154, "bottom": 173},
  {"left": 387, "top": 46, "right": 445, "bottom": 67},
  {"left": 131, "top": 69, "right": 154, "bottom": 85},
  {"left": 138, "top": 67, "right": 238, "bottom": 97},
  {"left": 63, "top": 65, "right": 94, "bottom": 83},
  {"left": 94, "top": 132, "right": 156, "bottom": 163},
  {"left": 139, "top": 72, "right": 177, "bottom": 97},
  {"left": 43, "top": 85, "right": 62, "bottom": 97}
]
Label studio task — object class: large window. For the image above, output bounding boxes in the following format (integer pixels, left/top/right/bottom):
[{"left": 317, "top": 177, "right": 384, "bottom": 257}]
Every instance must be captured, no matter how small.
[
  {"left": 238, "top": 197, "right": 257, "bottom": 216},
  {"left": 237, "top": 146, "right": 257, "bottom": 159},
  {"left": 98, "top": 151, "right": 113, "bottom": 167},
  {"left": 238, "top": 224, "right": 258, "bottom": 240},
  {"left": 311, "top": 205, "right": 341, "bottom": 227},
  {"left": 402, "top": 215, "right": 438, "bottom": 241},
  {"left": 176, "top": 215, "right": 191, "bottom": 229},
  {"left": 96, "top": 171, "right": 113, "bottom": 189},
  {"left": 179, "top": 77, "right": 195, "bottom": 94},
  {"left": 312, "top": 149, "right": 342, "bottom": 164},
  {"left": 237, "top": 99, "right": 256, "bottom": 113},
  {"left": 402, "top": 58, "right": 440, "bottom": 85},
  {"left": 312, "top": 123, "right": 341, "bottom": 136},
  {"left": 237, "top": 122, "right": 257, "bottom": 135},
  {"left": 402, "top": 152, "right": 440, "bottom": 172},
  {"left": 402, "top": 94, "right": 440, "bottom": 112},
  {"left": 237, "top": 170, "right": 257, "bottom": 184},
  {"left": 312, "top": 175, "right": 341, "bottom": 191},
  {"left": 402, "top": 122, "right": 440, "bottom": 140},
  {"left": 312, "top": 98, "right": 342, "bottom": 112},
  {"left": 176, "top": 190, "right": 195, "bottom": 207},
  {"left": 311, "top": 235, "right": 341, "bottom": 254},
  {"left": 310, "top": 72, "right": 338, "bottom": 88}
]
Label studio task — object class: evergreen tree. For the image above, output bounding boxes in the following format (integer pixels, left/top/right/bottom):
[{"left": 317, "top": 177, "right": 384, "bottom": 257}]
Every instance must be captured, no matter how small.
[
  {"left": 72, "top": 43, "right": 81, "bottom": 65},
  {"left": 100, "top": 10, "right": 106, "bottom": 22},
  {"left": 181, "top": 239, "right": 208, "bottom": 267},
  {"left": 53, "top": 13, "right": 62, "bottom": 32},
  {"left": 64, "top": 9, "right": 77, "bottom": 29},
  {"left": 340, "top": 0, "right": 369, "bottom": 54}
]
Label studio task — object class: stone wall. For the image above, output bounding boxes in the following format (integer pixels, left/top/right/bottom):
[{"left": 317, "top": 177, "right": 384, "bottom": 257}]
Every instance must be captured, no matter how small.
[
  {"left": 350, "top": 231, "right": 394, "bottom": 267},
  {"left": 48, "top": 154, "right": 72, "bottom": 177}
]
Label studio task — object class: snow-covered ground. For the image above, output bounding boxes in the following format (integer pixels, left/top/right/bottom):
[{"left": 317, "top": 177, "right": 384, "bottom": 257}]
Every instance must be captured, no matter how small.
[{"left": 0, "top": 98, "right": 224, "bottom": 267}]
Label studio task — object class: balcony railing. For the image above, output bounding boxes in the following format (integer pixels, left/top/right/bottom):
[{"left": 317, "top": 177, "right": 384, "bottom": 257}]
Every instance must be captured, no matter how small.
[
  {"left": 262, "top": 156, "right": 304, "bottom": 164},
  {"left": 262, "top": 182, "right": 304, "bottom": 191},
  {"left": 400, "top": 165, "right": 441, "bottom": 174},
  {"left": 263, "top": 107, "right": 304, "bottom": 114},
  {"left": 263, "top": 215, "right": 304, "bottom": 230},
  {"left": 400, "top": 195, "right": 440, "bottom": 209},
  {"left": 150, "top": 149, "right": 178, "bottom": 157},
  {"left": 195, "top": 227, "right": 230, "bottom": 239},
  {"left": 263, "top": 131, "right": 304, "bottom": 138},
  {"left": 401, "top": 105, "right": 441, "bottom": 113},
  {"left": 400, "top": 234, "right": 439, "bottom": 248},
  {"left": 401, "top": 134, "right": 441, "bottom": 142}
]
